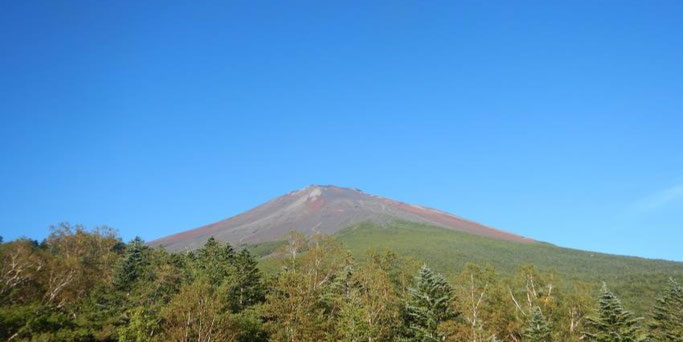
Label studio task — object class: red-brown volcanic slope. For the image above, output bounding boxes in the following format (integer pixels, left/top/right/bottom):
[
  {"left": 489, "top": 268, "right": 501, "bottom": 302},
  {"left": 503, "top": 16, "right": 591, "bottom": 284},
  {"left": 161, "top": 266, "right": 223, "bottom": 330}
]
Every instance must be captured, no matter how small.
[{"left": 149, "top": 185, "right": 534, "bottom": 251}]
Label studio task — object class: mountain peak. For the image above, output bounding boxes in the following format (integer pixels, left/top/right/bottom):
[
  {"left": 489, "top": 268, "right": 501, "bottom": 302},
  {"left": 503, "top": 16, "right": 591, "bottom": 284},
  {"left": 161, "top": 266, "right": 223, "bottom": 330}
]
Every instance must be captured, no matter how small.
[
  {"left": 149, "top": 185, "right": 534, "bottom": 251},
  {"left": 298, "top": 184, "right": 363, "bottom": 194}
]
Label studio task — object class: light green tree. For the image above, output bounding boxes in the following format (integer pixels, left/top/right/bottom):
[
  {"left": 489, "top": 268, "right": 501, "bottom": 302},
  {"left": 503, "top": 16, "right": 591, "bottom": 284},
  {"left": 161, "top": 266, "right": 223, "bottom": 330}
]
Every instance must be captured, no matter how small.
[
  {"left": 118, "top": 306, "right": 158, "bottom": 342},
  {"left": 583, "top": 284, "right": 647, "bottom": 342},
  {"left": 524, "top": 306, "right": 551, "bottom": 342},
  {"left": 403, "top": 264, "right": 458, "bottom": 341},
  {"left": 650, "top": 278, "right": 683, "bottom": 342}
]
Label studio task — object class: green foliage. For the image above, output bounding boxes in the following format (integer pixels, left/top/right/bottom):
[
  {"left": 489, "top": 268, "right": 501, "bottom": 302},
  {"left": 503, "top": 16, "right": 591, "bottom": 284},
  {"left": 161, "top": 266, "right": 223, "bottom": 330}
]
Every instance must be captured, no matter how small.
[
  {"left": 159, "top": 278, "right": 238, "bottom": 341},
  {"left": 233, "top": 308, "right": 269, "bottom": 342},
  {"left": 584, "top": 284, "right": 647, "bottom": 342},
  {"left": 451, "top": 263, "right": 508, "bottom": 342},
  {"left": 227, "top": 249, "right": 265, "bottom": 312},
  {"left": 1, "top": 223, "right": 682, "bottom": 342},
  {"left": 524, "top": 307, "right": 552, "bottom": 342},
  {"left": 114, "top": 237, "right": 150, "bottom": 291},
  {"left": 649, "top": 278, "right": 683, "bottom": 341},
  {"left": 259, "top": 233, "right": 344, "bottom": 342},
  {"left": 117, "top": 306, "right": 158, "bottom": 342},
  {"left": 336, "top": 294, "right": 375, "bottom": 342},
  {"left": 334, "top": 221, "right": 683, "bottom": 314},
  {"left": 195, "top": 236, "right": 237, "bottom": 285},
  {"left": 402, "top": 264, "right": 458, "bottom": 341},
  {"left": 245, "top": 240, "right": 287, "bottom": 258},
  {"left": 75, "top": 283, "right": 126, "bottom": 340}
]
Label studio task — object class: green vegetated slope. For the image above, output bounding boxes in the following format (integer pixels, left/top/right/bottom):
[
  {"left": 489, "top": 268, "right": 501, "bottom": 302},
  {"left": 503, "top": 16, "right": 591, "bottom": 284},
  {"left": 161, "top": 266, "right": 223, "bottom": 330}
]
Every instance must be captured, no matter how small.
[{"left": 248, "top": 220, "right": 683, "bottom": 314}]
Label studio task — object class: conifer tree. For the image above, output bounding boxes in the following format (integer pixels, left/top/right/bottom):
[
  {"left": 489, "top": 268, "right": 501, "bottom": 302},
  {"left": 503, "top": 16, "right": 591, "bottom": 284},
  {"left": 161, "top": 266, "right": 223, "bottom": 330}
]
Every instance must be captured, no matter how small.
[
  {"left": 403, "top": 264, "right": 458, "bottom": 342},
  {"left": 196, "top": 236, "right": 236, "bottom": 285},
  {"left": 650, "top": 278, "right": 683, "bottom": 342},
  {"left": 524, "top": 306, "right": 551, "bottom": 342},
  {"left": 228, "top": 249, "right": 265, "bottom": 312},
  {"left": 583, "top": 284, "right": 646, "bottom": 342},
  {"left": 113, "top": 237, "right": 149, "bottom": 291}
]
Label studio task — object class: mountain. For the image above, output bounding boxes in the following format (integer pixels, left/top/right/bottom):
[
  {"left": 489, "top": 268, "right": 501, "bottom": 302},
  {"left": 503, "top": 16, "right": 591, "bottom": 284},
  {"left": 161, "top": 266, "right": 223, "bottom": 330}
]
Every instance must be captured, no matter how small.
[
  {"left": 149, "top": 185, "right": 683, "bottom": 313},
  {"left": 149, "top": 185, "right": 533, "bottom": 251},
  {"left": 315, "top": 221, "right": 683, "bottom": 313}
]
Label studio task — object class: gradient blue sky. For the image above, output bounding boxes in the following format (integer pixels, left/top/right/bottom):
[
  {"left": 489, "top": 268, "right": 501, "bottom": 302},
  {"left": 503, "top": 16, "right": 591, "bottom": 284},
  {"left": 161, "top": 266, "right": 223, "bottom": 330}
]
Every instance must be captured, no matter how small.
[{"left": 1, "top": 1, "right": 682, "bottom": 261}]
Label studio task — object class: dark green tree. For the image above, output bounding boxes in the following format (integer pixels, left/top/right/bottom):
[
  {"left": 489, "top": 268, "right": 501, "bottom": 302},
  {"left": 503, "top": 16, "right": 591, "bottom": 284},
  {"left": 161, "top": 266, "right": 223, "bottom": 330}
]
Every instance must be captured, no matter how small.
[
  {"left": 228, "top": 249, "right": 265, "bottom": 312},
  {"left": 0, "top": 303, "right": 83, "bottom": 341},
  {"left": 650, "top": 278, "right": 683, "bottom": 342},
  {"left": 402, "top": 264, "right": 457, "bottom": 342},
  {"left": 584, "top": 284, "right": 646, "bottom": 342},
  {"left": 75, "top": 283, "right": 127, "bottom": 340},
  {"left": 195, "top": 237, "right": 236, "bottom": 286},
  {"left": 524, "top": 306, "right": 552, "bottom": 342},
  {"left": 113, "top": 237, "right": 150, "bottom": 291}
]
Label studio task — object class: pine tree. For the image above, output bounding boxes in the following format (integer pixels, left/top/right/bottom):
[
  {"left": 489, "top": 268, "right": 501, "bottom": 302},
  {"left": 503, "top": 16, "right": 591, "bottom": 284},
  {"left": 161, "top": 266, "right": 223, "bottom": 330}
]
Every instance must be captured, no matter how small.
[
  {"left": 524, "top": 306, "right": 551, "bottom": 342},
  {"left": 403, "top": 264, "right": 457, "bottom": 342},
  {"left": 650, "top": 278, "right": 683, "bottom": 342},
  {"left": 196, "top": 236, "right": 236, "bottom": 286},
  {"left": 113, "top": 237, "right": 149, "bottom": 291},
  {"left": 198, "top": 237, "right": 235, "bottom": 264},
  {"left": 228, "top": 249, "right": 265, "bottom": 312},
  {"left": 583, "top": 283, "right": 646, "bottom": 342}
]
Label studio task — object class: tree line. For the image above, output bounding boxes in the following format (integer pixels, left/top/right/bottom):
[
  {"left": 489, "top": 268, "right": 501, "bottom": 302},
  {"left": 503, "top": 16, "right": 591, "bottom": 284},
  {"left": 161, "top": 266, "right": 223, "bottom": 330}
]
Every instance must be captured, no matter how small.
[{"left": 1, "top": 224, "right": 681, "bottom": 341}]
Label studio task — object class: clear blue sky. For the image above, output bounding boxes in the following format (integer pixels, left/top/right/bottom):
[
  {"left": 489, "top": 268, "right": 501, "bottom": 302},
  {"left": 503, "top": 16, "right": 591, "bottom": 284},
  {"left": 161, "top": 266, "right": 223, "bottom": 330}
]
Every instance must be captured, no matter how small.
[{"left": 1, "top": 1, "right": 682, "bottom": 261}]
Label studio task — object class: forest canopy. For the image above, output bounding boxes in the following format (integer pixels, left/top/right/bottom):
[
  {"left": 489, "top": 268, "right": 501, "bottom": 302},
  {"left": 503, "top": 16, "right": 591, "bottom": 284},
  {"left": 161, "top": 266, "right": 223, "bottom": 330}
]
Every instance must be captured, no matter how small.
[{"left": 1, "top": 224, "right": 682, "bottom": 342}]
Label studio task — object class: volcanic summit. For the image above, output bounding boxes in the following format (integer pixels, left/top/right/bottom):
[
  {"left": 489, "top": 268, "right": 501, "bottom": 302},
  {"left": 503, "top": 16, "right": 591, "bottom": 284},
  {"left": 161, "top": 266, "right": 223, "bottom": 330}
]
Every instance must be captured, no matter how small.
[{"left": 149, "top": 185, "right": 533, "bottom": 251}]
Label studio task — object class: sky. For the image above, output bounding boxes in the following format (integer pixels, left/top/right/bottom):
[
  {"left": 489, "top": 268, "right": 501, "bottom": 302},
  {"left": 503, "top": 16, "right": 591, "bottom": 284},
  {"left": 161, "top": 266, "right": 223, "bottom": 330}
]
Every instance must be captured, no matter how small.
[{"left": 1, "top": 1, "right": 682, "bottom": 261}]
